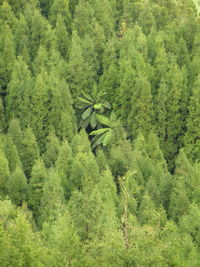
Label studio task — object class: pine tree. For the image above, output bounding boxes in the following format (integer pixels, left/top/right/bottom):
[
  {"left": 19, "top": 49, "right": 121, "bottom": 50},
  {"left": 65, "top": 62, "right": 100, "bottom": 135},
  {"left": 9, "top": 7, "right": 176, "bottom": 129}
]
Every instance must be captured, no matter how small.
[
  {"left": 138, "top": 193, "right": 167, "bottom": 227},
  {"left": 29, "top": 159, "right": 47, "bottom": 221},
  {"left": 8, "top": 118, "right": 23, "bottom": 152},
  {"left": 0, "top": 98, "right": 5, "bottom": 133},
  {"left": 3, "top": 136, "right": 22, "bottom": 172},
  {"left": 73, "top": 0, "right": 95, "bottom": 38},
  {"left": 26, "top": 9, "right": 56, "bottom": 60},
  {"left": 0, "top": 149, "right": 10, "bottom": 197},
  {"left": 179, "top": 204, "right": 200, "bottom": 247},
  {"left": 42, "top": 211, "right": 84, "bottom": 266},
  {"left": 42, "top": 132, "right": 60, "bottom": 168},
  {"left": 49, "top": 0, "right": 71, "bottom": 29},
  {"left": 38, "top": 169, "right": 65, "bottom": 227},
  {"left": 0, "top": 1, "right": 17, "bottom": 28},
  {"left": 30, "top": 70, "right": 50, "bottom": 151},
  {"left": 68, "top": 177, "right": 124, "bottom": 266},
  {"left": 55, "top": 140, "right": 73, "bottom": 199},
  {"left": 39, "top": 0, "right": 53, "bottom": 17},
  {"left": 67, "top": 30, "right": 95, "bottom": 99},
  {"left": 20, "top": 127, "right": 40, "bottom": 178},
  {"left": 55, "top": 14, "right": 69, "bottom": 58},
  {"left": 184, "top": 74, "right": 200, "bottom": 161},
  {"left": 6, "top": 56, "right": 32, "bottom": 128},
  {"left": 162, "top": 59, "right": 186, "bottom": 169},
  {"left": 48, "top": 75, "right": 76, "bottom": 141},
  {"left": 14, "top": 14, "right": 30, "bottom": 63},
  {"left": 7, "top": 166, "right": 28, "bottom": 205},
  {"left": 0, "top": 24, "right": 15, "bottom": 93},
  {"left": 4, "top": 204, "right": 51, "bottom": 266},
  {"left": 127, "top": 75, "right": 154, "bottom": 138}
]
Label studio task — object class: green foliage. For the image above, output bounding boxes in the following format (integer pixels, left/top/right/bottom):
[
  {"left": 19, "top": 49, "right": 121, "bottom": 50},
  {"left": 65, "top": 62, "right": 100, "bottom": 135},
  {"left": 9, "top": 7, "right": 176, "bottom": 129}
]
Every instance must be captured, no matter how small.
[
  {"left": 0, "top": 24, "right": 15, "bottom": 92},
  {"left": 38, "top": 169, "right": 65, "bottom": 227},
  {"left": 0, "top": 98, "right": 5, "bottom": 133},
  {"left": 90, "top": 111, "right": 124, "bottom": 149},
  {"left": 29, "top": 159, "right": 47, "bottom": 221},
  {"left": 6, "top": 56, "right": 32, "bottom": 128},
  {"left": 0, "top": 148, "right": 10, "bottom": 196},
  {"left": 77, "top": 88, "right": 111, "bottom": 130},
  {"left": 7, "top": 166, "right": 28, "bottom": 205},
  {"left": 0, "top": 1, "right": 200, "bottom": 265}
]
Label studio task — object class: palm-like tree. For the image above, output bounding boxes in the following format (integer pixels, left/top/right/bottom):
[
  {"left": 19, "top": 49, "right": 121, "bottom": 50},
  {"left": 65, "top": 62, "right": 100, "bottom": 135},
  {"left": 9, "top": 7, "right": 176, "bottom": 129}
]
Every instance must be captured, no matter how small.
[
  {"left": 76, "top": 87, "right": 111, "bottom": 129},
  {"left": 89, "top": 111, "right": 121, "bottom": 149}
]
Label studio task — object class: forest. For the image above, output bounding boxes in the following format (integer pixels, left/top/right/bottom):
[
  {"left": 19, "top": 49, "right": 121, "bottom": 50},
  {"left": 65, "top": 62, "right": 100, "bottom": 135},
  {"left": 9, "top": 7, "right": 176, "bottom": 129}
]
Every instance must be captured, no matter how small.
[{"left": 1, "top": 0, "right": 200, "bottom": 266}]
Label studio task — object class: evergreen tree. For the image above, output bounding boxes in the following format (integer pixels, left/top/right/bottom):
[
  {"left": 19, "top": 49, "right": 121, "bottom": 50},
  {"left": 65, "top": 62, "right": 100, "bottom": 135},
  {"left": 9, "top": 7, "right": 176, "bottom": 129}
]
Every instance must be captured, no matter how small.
[
  {"left": 0, "top": 24, "right": 15, "bottom": 93},
  {"left": 7, "top": 166, "right": 28, "bottom": 205},
  {"left": 26, "top": 9, "right": 56, "bottom": 59},
  {"left": 162, "top": 59, "right": 186, "bottom": 169},
  {"left": 29, "top": 159, "right": 47, "bottom": 221},
  {"left": 30, "top": 70, "right": 50, "bottom": 151},
  {"left": 49, "top": 0, "right": 71, "bottom": 28},
  {"left": 3, "top": 136, "right": 22, "bottom": 172},
  {"left": 20, "top": 127, "right": 40, "bottom": 178},
  {"left": 55, "top": 14, "right": 69, "bottom": 58},
  {"left": 48, "top": 75, "right": 76, "bottom": 141},
  {"left": 42, "top": 132, "right": 60, "bottom": 168},
  {"left": 67, "top": 30, "right": 95, "bottom": 99},
  {"left": 6, "top": 56, "right": 32, "bottom": 128},
  {"left": 42, "top": 211, "right": 84, "bottom": 266},
  {"left": 127, "top": 75, "right": 154, "bottom": 138},
  {"left": 0, "top": 98, "right": 5, "bottom": 133},
  {"left": 0, "top": 148, "right": 10, "bottom": 197},
  {"left": 184, "top": 74, "right": 200, "bottom": 161},
  {"left": 38, "top": 169, "right": 65, "bottom": 227},
  {"left": 14, "top": 14, "right": 30, "bottom": 63},
  {"left": 55, "top": 140, "right": 73, "bottom": 199}
]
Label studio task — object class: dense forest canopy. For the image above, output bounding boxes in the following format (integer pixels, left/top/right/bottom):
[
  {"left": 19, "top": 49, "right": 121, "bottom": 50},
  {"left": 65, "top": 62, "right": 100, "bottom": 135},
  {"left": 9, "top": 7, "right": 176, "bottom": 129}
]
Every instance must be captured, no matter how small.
[{"left": 1, "top": 0, "right": 200, "bottom": 266}]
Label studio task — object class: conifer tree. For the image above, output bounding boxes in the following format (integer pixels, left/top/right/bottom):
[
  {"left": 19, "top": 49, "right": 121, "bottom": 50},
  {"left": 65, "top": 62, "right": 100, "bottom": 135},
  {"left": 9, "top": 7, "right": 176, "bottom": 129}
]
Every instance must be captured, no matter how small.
[
  {"left": 48, "top": 75, "right": 76, "bottom": 141},
  {"left": 0, "top": 2, "right": 17, "bottom": 29},
  {"left": 127, "top": 75, "right": 154, "bottom": 138},
  {"left": 20, "top": 127, "right": 40, "bottom": 178},
  {"left": 55, "top": 140, "right": 73, "bottom": 198},
  {"left": 162, "top": 59, "right": 186, "bottom": 169},
  {"left": 0, "top": 98, "right": 5, "bottom": 133},
  {"left": 179, "top": 204, "right": 200, "bottom": 247},
  {"left": 55, "top": 14, "right": 69, "bottom": 58},
  {"left": 38, "top": 169, "right": 65, "bottom": 227},
  {"left": 49, "top": 0, "right": 71, "bottom": 28},
  {"left": 42, "top": 211, "right": 84, "bottom": 266},
  {"left": 0, "top": 149, "right": 10, "bottom": 197},
  {"left": 6, "top": 56, "right": 32, "bottom": 128},
  {"left": 3, "top": 136, "right": 22, "bottom": 172},
  {"left": 30, "top": 70, "right": 50, "bottom": 151},
  {"left": 184, "top": 74, "right": 200, "bottom": 161},
  {"left": 7, "top": 166, "right": 28, "bottom": 205},
  {"left": 42, "top": 132, "right": 60, "bottom": 168},
  {"left": 8, "top": 118, "right": 23, "bottom": 152},
  {"left": 14, "top": 14, "right": 30, "bottom": 63},
  {"left": 68, "top": 177, "right": 124, "bottom": 266},
  {"left": 29, "top": 159, "right": 47, "bottom": 221},
  {"left": 32, "top": 46, "right": 49, "bottom": 75},
  {"left": 67, "top": 30, "right": 95, "bottom": 99},
  {"left": 138, "top": 193, "right": 167, "bottom": 227},
  {"left": 39, "top": 0, "right": 53, "bottom": 17},
  {"left": 4, "top": 204, "right": 50, "bottom": 266},
  {"left": 89, "top": 0, "right": 116, "bottom": 40},
  {"left": 160, "top": 221, "right": 200, "bottom": 266},
  {"left": 73, "top": 0, "right": 95, "bottom": 38},
  {"left": 26, "top": 9, "right": 56, "bottom": 59},
  {"left": 0, "top": 24, "right": 15, "bottom": 93}
]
